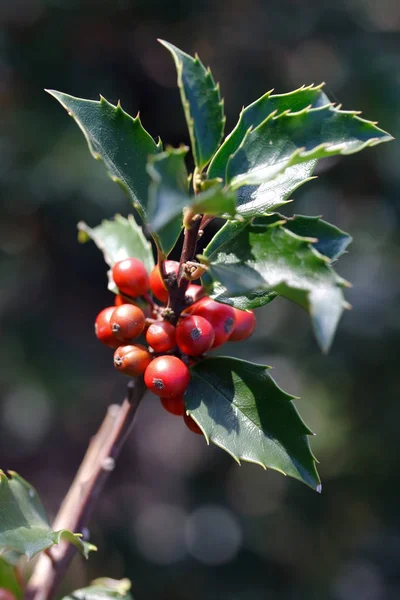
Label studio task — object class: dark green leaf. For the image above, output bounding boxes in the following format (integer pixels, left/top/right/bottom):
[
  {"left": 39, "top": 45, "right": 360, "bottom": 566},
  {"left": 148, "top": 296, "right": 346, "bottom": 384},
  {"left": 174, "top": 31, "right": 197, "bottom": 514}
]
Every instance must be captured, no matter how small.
[
  {"left": 159, "top": 40, "right": 225, "bottom": 170},
  {"left": 186, "top": 357, "right": 320, "bottom": 490},
  {"left": 227, "top": 104, "right": 393, "bottom": 191},
  {"left": 208, "top": 83, "right": 330, "bottom": 180},
  {"left": 202, "top": 279, "right": 278, "bottom": 311},
  {"left": 0, "top": 471, "right": 95, "bottom": 560},
  {"left": 77, "top": 215, "right": 154, "bottom": 293},
  {"left": 232, "top": 161, "right": 317, "bottom": 217},
  {"left": 146, "top": 146, "right": 189, "bottom": 255},
  {"left": 62, "top": 578, "right": 133, "bottom": 600},
  {"left": 207, "top": 85, "right": 330, "bottom": 217},
  {"left": 203, "top": 219, "right": 350, "bottom": 351},
  {"left": 0, "top": 557, "right": 22, "bottom": 598},
  {"left": 192, "top": 182, "right": 236, "bottom": 217},
  {"left": 279, "top": 214, "right": 352, "bottom": 260},
  {"left": 47, "top": 90, "right": 161, "bottom": 218}
]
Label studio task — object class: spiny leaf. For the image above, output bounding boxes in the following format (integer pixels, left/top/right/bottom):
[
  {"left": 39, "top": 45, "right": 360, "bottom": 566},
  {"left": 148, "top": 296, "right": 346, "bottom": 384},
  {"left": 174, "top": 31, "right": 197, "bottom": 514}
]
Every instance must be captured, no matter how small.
[
  {"left": 208, "top": 83, "right": 330, "bottom": 180},
  {"left": 207, "top": 84, "right": 331, "bottom": 218},
  {"left": 274, "top": 214, "right": 353, "bottom": 261},
  {"left": 146, "top": 146, "right": 189, "bottom": 255},
  {"left": 159, "top": 40, "right": 225, "bottom": 170},
  {"left": 0, "top": 471, "right": 96, "bottom": 560},
  {"left": 47, "top": 90, "right": 161, "bottom": 219},
  {"left": 186, "top": 357, "right": 320, "bottom": 490},
  {"left": 62, "top": 578, "right": 133, "bottom": 600},
  {"left": 233, "top": 161, "right": 317, "bottom": 217},
  {"left": 227, "top": 104, "right": 393, "bottom": 190},
  {"left": 77, "top": 215, "right": 154, "bottom": 293},
  {"left": 203, "top": 219, "right": 350, "bottom": 352}
]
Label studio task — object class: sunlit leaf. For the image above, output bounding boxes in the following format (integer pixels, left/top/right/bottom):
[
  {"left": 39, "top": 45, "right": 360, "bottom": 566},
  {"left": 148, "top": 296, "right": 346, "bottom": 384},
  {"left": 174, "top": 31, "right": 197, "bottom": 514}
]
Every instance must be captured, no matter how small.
[
  {"left": 227, "top": 104, "right": 393, "bottom": 191},
  {"left": 0, "top": 471, "right": 95, "bottom": 560},
  {"left": 62, "top": 578, "right": 133, "bottom": 600},
  {"left": 203, "top": 219, "right": 350, "bottom": 351},
  {"left": 160, "top": 40, "right": 225, "bottom": 170},
  {"left": 78, "top": 215, "right": 154, "bottom": 293},
  {"left": 186, "top": 357, "right": 320, "bottom": 490}
]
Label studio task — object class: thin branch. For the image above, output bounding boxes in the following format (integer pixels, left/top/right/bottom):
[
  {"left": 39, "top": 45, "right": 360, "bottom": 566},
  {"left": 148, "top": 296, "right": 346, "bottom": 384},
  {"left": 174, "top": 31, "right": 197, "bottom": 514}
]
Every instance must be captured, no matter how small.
[
  {"left": 25, "top": 378, "right": 146, "bottom": 600},
  {"left": 167, "top": 216, "right": 202, "bottom": 323}
]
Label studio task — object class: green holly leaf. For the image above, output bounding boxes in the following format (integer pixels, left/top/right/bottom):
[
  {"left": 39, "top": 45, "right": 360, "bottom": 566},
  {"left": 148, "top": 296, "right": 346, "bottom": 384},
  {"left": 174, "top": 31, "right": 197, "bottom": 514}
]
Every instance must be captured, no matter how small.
[
  {"left": 159, "top": 40, "right": 225, "bottom": 170},
  {"left": 0, "top": 471, "right": 96, "bottom": 560},
  {"left": 192, "top": 182, "right": 236, "bottom": 217},
  {"left": 146, "top": 146, "right": 189, "bottom": 255},
  {"left": 208, "top": 84, "right": 331, "bottom": 217},
  {"left": 208, "top": 83, "right": 329, "bottom": 180},
  {"left": 146, "top": 150, "right": 237, "bottom": 253},
  {"left": 227, "top": 104, "right": 393, "bottom": 191},
  {"left": 62, "top": 578, "right": 133, "bottom": 600},
  {"left": 233, "top": 161, "right": 317, "bottom": 217},
  {"left": 77, "top": 215, "right": 154, "bottom": 293},
  {"left": 0, "top": 557, "right": 22, "bottom": 598},
  {"left": 278, "top": 214, "right": 352, "bottom": 261},
  {"left": 47, "top": 90, "right": 162, "bottom": 219},
  {"left": 186, "top": 357, "right": 320, "bottom": 490},
  {"left": 203, "top": 279, "right": 278, "bottom": 311},
  {"left": 203, "top": 219, "right": 349, "bottom": 352}
]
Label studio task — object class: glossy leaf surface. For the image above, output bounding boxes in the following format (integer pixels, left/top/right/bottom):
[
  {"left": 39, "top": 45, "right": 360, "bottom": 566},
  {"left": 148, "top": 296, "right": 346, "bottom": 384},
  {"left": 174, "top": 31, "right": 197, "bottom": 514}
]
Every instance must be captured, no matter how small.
[
  {"left": 227, "top": 104, "right": 393, "bottom": 191},
  {"left": 186, "top": 357, "right": 320, "bottom": 490},
  {"left": 47, "top": 90, "right": 161, "bottom": 220},
  {"left": 160, "top": 40, "right": 225, "bottom": 170},
  {"left": 203, "top": 219, "right": 349, "bottom": 351}
]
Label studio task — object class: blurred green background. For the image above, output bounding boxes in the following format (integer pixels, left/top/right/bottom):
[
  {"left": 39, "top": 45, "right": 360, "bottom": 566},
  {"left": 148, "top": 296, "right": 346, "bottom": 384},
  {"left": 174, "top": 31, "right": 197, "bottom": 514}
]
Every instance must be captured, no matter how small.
[{"left": 0, "top": 1, "right": 399, "bottom": 599}]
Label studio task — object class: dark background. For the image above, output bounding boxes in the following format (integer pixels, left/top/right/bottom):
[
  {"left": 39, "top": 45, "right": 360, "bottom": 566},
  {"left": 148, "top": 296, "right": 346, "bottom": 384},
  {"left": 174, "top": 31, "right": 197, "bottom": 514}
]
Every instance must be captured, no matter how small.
[{"left": 1, "top": 1, "right": 399, "bottom": 599}]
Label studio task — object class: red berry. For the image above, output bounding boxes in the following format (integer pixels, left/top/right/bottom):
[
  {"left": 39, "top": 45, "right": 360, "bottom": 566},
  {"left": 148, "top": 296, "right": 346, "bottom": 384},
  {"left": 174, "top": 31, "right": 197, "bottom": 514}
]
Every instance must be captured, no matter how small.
[
  {"left": 160, "top": 395, "right": 185, "bottom": 416},
  {"left": 114, "top": 344, "right": 152, "bottom": 377},
  {"left": 176, "top": 315, "right": 215, "bottom": 356},
  {"left": 115, "top": 294, "right": 127, "bottom": 306},
  {"left": 146, "top": 321, "right": 176, "bottom": 353},
  {"left": 185, "top": 284, "right": 205, "bottom": 305},
  {"left": 189, "top": 297, "right": 236, "bottom": 348},
  {"left": 149, "top": 261, "right": 180, "bottom": 303},
  {"left": 183, "top": 412, "right": 202, "bottom": 435},
  {"left": 144, "top": 355, "right": 190, "bottom": 398},
  {"left": 115, "top": 294, "right": 152, "bottom": 319},
  {"left": 229, "top": 309, "right": 256, "bottom": 341},
  {"left": 112, "top": 258, "right": 149, "bottom": 298},
  {"left": 95, "top": 307, "right": 120, "bottom": 348},
  {"left": 0, "top": 590, "right": 17, "bottom": 600},
  {"left": 110, "top": 304, "right": 146, "bottom": 342}
]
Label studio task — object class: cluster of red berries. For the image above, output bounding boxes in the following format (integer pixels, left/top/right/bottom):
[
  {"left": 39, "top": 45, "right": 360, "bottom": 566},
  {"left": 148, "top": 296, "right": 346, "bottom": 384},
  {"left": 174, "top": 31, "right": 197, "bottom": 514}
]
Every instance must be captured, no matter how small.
[{"left": 95, "top": 258, "right": 256, "bottom": 434}]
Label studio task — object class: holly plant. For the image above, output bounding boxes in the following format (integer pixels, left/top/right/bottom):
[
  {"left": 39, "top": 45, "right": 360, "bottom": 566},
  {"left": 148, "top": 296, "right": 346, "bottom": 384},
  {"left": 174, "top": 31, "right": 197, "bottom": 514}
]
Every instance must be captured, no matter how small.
[{"left": 0, "top": 40, "right": 392, "bottom": 600}]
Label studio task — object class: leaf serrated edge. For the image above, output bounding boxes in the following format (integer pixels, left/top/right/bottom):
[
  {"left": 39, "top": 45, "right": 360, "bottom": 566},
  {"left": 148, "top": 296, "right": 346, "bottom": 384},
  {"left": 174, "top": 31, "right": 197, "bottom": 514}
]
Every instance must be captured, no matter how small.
[
  {"left": 158, "top": 40, "right": 225, "bottom": 170},
  {"left": 46, "top": 90, "right": 161, "bottom": 214},
  {"left": 208, "top": 82, "right": 329, "bottom": 179},
  {"left": 228, "top": 102, "right": 393, "bottom": 189},
  {"left": 187, "top": 358, "right": 319, "bottom": 488}
]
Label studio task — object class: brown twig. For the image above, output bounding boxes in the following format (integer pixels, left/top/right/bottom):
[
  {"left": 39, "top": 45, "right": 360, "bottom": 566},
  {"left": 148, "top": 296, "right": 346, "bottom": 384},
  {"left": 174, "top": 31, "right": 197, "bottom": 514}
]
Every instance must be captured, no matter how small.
[
  {"left": 25, "top": 378, "right": 146, "bottom": 600},
  {"left": 167, "top": 216, "right": 202, "bottom": 323}
]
